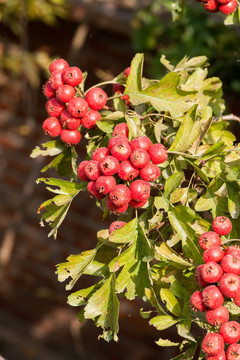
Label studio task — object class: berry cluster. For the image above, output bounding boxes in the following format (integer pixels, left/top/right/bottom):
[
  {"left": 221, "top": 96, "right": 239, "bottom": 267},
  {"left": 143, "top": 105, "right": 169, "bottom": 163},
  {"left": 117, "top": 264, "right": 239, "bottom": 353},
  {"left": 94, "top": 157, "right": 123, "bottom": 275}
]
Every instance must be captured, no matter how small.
[
  {"left": 189, "top": 216, "right": 240, "bottom": 359},
  {"left": 196, "top": 0, "right": 238, "bottom": 15},
  {"left": 77, "top": 122, "right": 168, "bottom": 214},
  {"left": 42, "top": 58, "right": 107, "bottom": 145}
]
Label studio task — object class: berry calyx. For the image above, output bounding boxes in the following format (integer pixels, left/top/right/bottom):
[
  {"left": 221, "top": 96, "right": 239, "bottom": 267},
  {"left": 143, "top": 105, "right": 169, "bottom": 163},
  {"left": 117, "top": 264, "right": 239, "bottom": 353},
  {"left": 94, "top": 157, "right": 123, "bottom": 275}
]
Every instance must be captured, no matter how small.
[
  {"left": 212, "top": 216, "right": 232, "bottom": 236},
  {"left": 85, "top": 87, "right": 107, "bottom": 111},
  {"left": 201, "top": 332, "right": 225, "bottom": 356}
]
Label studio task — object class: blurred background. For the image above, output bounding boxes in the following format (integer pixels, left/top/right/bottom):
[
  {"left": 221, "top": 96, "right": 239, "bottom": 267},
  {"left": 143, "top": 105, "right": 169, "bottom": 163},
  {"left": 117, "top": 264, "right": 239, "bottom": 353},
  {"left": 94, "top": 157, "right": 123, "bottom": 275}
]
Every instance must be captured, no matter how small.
[{"left": 0, "top": 1, "right": 239, "bottom": 359}]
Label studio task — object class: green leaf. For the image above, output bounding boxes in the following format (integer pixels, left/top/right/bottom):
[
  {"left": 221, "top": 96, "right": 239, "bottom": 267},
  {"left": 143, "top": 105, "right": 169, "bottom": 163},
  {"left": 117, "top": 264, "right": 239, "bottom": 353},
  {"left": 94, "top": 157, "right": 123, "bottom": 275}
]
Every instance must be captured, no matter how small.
[
  {"left": 170, "top": 188, "right": 197, "bottom": 204},
  {"left": 109, "top": 218, "right": 138, "bottom": 244},
  {"left": 84, "top": 274, "right": 119, "bottom": 342},
  {"left": 160, "top": 288, "right": 182, "bottom": 317},
  {"left": 96, "top": 120, "right": 115, "bottom": 134},
  {"left": 203, "top": 121, "right": 236, "bottom": 147},
  {"left": 56, "top": 248, "right": 98, "bottom": 290},
  {"left": 169, "top": 106, "right": 201, "bottom": 152},
  {"left": 154, "top": 118, "right": 163, "bottom": 143},
  {"left": 164, "top": 171, "right": 184, "bottom": 198},
  {"left": 149, "top": 315, "right": 179, "bottom": 331},
  {"left": 226, "top": 182, "right": 240, "bottom": 219},
  {"left": 171, "top": 345, "right": 198, "bottom": 360},
  {"left": 171, "top": 0, "right": 185, "bottom": 22},
  {"left": 125, "top": 113, "right": 142, "bottom": 139},
  {"left": 169, "top": 275, "right": 190, "bottom": 300},
  {"left": 224, "top": 6, "right": 240, "bottom": 25},
  {"left": 225, "top": 301, "right": 240, "bottom": 316},
  {"left": 67, "top": 283, "right": 101, "bottom": 307},
  {"left": 30, "top": 140, "right": 65, "bottom": 158},
  {"left": 177, "top": 321, "right": 196, "bottom": 342},
  {"left": 156, "top": 338, "right": 179, "bottom": 347},
  {"left": 155, "top": 243, "right": 192, "bottom": 268}
]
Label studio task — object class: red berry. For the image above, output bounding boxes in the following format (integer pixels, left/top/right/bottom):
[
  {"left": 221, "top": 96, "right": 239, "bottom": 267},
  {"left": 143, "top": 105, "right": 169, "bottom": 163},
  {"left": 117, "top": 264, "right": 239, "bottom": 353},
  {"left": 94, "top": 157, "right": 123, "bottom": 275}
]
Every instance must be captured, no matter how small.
[
  {"left": 203, "top": 247, "right": 225, "bottom": 263},
  {"left": 106, "top": 197, "right": 128, "bottom": 214},
  {"left": 130, "top": 180, "right": 151, "bottom": 202},
  {"left": 130, "top": 136, "right": 152, "bottom": 151},
  {"left": 206, "top": 350, "right": 226, "bottom": 360},
  {"left": 212, "top": 216, "right": 232, "bottom": 236},
  {"left": 91, "top": 147, "right": 110, "bottom": 162},
  {"left": 148, "top": 143, "right": 168, "bottom": 164},
  {"left": 227, "top": 344, "right": 240, "bottom": 360},
  {"left": 60, "top": 110, "right": 81, "bottom": 130},
  {"left": 77, "top": 160, "right": 89, "bottom": 182},
  {"left": 205, "top": 306, "right": 229, "bottom": 326},
  {"left": 56, "top": 84, "right": 75, "bottom": 103},
  {"left": 108, "top": 135, "right": 129, "bottom": 151},
  {"left": 43, "top": 80, "right": 55, "bottom": 99},
  {"left": 45, "top": 97, "right": 65, "bottom": 117},
  {"left": 112, "top": 122, "right": 129, "bottom": 137},
  {"left": 140, "top": 163, "right": 161, "bottom": 182},
  {"left": 130, "top": 148, "right": 150, "bottom": 169},
  {"left": 113, "top": 84, "right": 125, "bottom": 93},
  {"left": 49, "top": 70, "right": 65, "bottom": 90},
  {"left": 123, "top": 67, "right": 131, "bottom": 77},
  {"left": 111, "top": 141, "right": 132, "bottom": 161},
  {"left": 42, "top": 117, "right": 62, "bottom": 137},
  {"left": 219, "top": 0, "right": 238, "bottom": 14},
  {"left": 203, "top": 0, "right": 219, "bottom": 12},
  {"left": 68, "top": 97, "right": 88, "bottom": 118},
  {"left": 201, "top": 332, "right": 225, "bottom": 356},
  {"left": 201, "top": 261, "right": 223, "bottom": 283},
  {"left": 220, "top": 321, "right": 240, "bottom": 344},
  {"left": 199, "top": 231, "right": 222, "bottom": 250},
  {"left": 218, "top": 0, "right": 231, "bottom": 3},
  {"left": 109, "top": 221, "right": 126, "bottom": 234},
  {"left": 109, "top": 184, "right": 131, "bottom": 207},
  {"left": 219, "top": 273, "right": 240, "bottom": 298},
  {"left": 84, "top": 160, "right": 101, "bottom": 180},
  {"left": 202, "top": 285, "right": 224, "bottom": 309},
  {"left": 99, "top": 156, "right": 119, "bottom": 176},
  {"left": 60, "top": 129, "right": 81, "bottom": 145},
  {"left": 221, "top": 254, "right": 240, "bottom": 275},
  {"left": 195, "top": 264, "right": 209, "bottom": 287},
  {"left": 225, "top": 246, "right": 240, "bottom": 257},
  {"left": 189, "top": 290, "right": 207, "bottom": 312},
  {"left": 118, "top": 160, "right": 139, "bottom": 181},
  {"left": 62, "top": 66, "right": 83, "bottom": 87},
  {"left": 87, "top": 181, "right": 105, "bottom": 200},
  {"left": 129, "top": 199, "right": 148, "bottom": 208},
  {"left": 233, "top": 291, "right": 240, "bottom": 307},
  {"left": 85, "top": 87, "right": 107, "bottom": 111},
  {"left": 49, "top": 58, "right": 69, "bottom": 73},
  {"left": 95, "top": 175, "right": 116, "bottom": 195},
  {"left": 81, "top": 110, "right": 101, "bottom": 129}
]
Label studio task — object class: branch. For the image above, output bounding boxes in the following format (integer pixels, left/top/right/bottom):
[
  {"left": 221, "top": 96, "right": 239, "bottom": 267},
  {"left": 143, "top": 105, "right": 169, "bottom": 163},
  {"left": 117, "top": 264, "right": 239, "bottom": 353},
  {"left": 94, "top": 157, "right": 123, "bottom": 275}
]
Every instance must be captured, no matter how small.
[{"left": 214, "top": 114, "right": 240, "bottom": 123}]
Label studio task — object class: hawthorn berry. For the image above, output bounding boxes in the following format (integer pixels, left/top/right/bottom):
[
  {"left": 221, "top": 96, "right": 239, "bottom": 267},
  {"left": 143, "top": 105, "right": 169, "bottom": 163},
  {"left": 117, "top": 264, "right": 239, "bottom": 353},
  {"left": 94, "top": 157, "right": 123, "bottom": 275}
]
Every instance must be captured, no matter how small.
[
  {"left": 130, "top": 136, "right": 152, "bottom": 151},
  {"left": 109, "top": 184, "right": 131, "bottom": 207},
  {"left": 203, "top": 246, "right": 225, "bottom": 263},
  {"left": 81, "top": 110, "right": 101, "bottom": 129},
  {"left": 49, "top": 58, "right": 69, "bottom": 73},
  {"left": 87, "top": 181, "right": 105, "bottom": 200},
  {"left": 56, "top": 84, "right": 75, "bottom": 103},
  {"left": 60, "top": 110, "right": 81, "bottom": 130},
  {"left": 205, "top": 306, "right": 229, "bottom": 326},
  {"left": 45, "top": 97, "right": 66, "bottom": 117},
  {"left": 226, "top": 344, "right": 240, "bottom": 360},
  {"left": 225, "top": 246, "right": 240, "bottom": 257},
  {"left": 106, "top": 197, "right": 128, "bottom": 214},
  {"left": 205, "top": 350, "right": 226, "bottom": 360},
  {"left": 201, "top": 332, "right": 225, "bottom": 356},
  {"left": 218, "top": 0, "right": 231, "bottom": 3},
  {"left": 221, "top": 254, "right": 240, "bottom": 275},
  {"left": 85, "top": 87, "right": 107, "bottom": 111},
  {"left": 117, "top": 160, "right": 139, "bottom": 181},
  {"left": 130, "top": 148, "right": 150, "bottom": 169},
  {"left": 195, "top": 264, "right": 209, "bottom": 287},
  {"left": 129, "top": 199, "right": 148, "bottom": 208},
  {"left": 43, "top": 80, "right": 55, "bottom": 99},
  {"left": 219, "top": 273, "right": 240, "bottom": 298},
  {"left": 84, "top": 160, "right": 101, "bottom": 180},
  {"left": 199, "top": 231, "right": 222, "bottom": 250},
  {"left": 95, "top": 176, "right": 116, "bottom": 195},
  {"left": 62, "top": 66, "right": 83, "bottom": 87},
  {"left": 99, "top": 156, "right": 119, "bottom": 176},
  {"left": 112, "top": 123, "right": 129, "bottom": 137},
  {"left": 202, "top": 285, "right": 224, "bottom": 309},
  {"left": 111, "top": 141, "right": 132, "bottom": 161},
  {"left": 129, "top": 180, "right": 151, "bottom": 202},
  {"left": 219, "top": 0, "right": 238, "bottom": 14},
  {"left": 113, "top": 84, "right": 125, "bottom": 94},
  {"left": 42, "top": 117, "right": 62, "bottom": 137},
  {"left": 91, "top": 147, "right": 110, "bottom": 162},
  {"left": 123, "top": 67, "right": 131, "bottom": 77},
  {"left": 109, "top": 221, "right": 126, "bottom": 234},
  {"left": 189, "top": 290, "right": 207, "bottom": 312},
  {"left": 77, "top": 160, "right": 89, "bottom": 182},
  {"left": 220, "top": 321, "right": 240, "bottom": 344},
  {"left": 201, "top": 261, "right": 223, "bottom": 283},
  {"left": 233, "top": 291, "right": 240, "bottom": 307},
  {"left": 139, "top": 163, "right": 161, "bottom": 182},
  {"left": 108, "top": 135, "right": 129, "bottom": 151},
  {"left": 68, "top": 97, "right": 89, "bottom": 118},
  {"left": 60, "top": 129, "right": 81, "bottom": 145},
  {"left": 203, "top": 0, "right": 219, "bottom": 12},
  {"left": 49, "top": 70, "right": 65, "bottom": 90},
  {"left": 212, "top": 216, "right": 232, "bottom": 236},
  {"left": 148, "top": 143, "right": 168, "bottom": 164}
]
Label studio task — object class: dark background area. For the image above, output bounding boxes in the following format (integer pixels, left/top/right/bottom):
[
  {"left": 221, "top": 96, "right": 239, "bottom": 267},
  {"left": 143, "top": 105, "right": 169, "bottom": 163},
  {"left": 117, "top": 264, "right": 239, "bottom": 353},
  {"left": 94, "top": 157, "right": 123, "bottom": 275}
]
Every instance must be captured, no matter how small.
[{"left": 0, "top": 1, "right": 239, "bottom": 359}]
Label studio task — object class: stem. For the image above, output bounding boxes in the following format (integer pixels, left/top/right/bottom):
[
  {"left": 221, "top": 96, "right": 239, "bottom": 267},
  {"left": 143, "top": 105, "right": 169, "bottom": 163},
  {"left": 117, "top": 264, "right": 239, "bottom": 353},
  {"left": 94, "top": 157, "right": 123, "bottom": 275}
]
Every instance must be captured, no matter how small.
[
  {"left": 222, "top": 238, "right": 240, "bottom": 244},
  {"left": 84, "top": 80, "right": 118, "bottom": 95}
]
